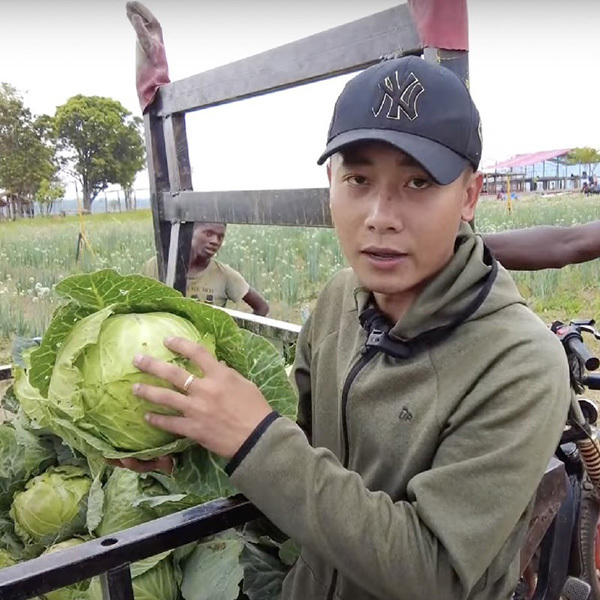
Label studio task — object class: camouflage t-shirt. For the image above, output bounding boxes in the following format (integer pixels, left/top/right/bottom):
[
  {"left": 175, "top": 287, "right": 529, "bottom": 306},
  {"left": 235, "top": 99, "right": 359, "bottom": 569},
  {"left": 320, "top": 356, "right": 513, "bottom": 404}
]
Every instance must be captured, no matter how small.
[{"left": 142, "top": 256, "right": 250, "bottom": 307}]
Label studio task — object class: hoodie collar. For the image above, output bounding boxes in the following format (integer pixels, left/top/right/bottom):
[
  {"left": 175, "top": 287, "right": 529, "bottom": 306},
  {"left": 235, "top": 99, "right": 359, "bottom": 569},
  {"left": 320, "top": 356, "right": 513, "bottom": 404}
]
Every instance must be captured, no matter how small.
[{"left": 353, "top": 222, "right": 503, "bottom": 342}]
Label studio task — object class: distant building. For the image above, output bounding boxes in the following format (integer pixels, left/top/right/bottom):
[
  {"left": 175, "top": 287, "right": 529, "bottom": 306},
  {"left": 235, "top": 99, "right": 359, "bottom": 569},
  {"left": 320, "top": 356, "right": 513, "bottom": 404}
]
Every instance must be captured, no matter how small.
[{"left": 482, "top": 149, "right": 600, "bottom": 195}]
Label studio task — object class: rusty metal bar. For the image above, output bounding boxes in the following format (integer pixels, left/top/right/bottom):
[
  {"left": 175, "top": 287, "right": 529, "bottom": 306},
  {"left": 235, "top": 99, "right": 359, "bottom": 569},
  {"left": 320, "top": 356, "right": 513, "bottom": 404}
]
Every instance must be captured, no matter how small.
[
  {"left": 162, "top": 113, "right": 194, "bottom": 291},
  {"left": 218, "top": 307, "right": 301, "bottom": 344},
  {"left": 155, "top": 4, "right": 421, "bottom": 117},
  {"left": 160, "top": 188, "right": 332, "bottom": 228},
  {"left": 0, "top": 496, "right": 259, "bottom": 600},
  {"left": 165, "top": 220, "right": 181, "bottom": 289},
  {"left": 143, "top": 112, "right": 171, "bottom": 283},
  {"left": 520, "top": 457, "right": 568, "bottom": 574},
  {"left": 163, "top": 114, "right": 193, "bottom": 193},
  {"left": 423, "top": 48, "right": 469, "bottom": 86},
  {"left": 100, "top": 564, "right": 135, "bottom": 600}
]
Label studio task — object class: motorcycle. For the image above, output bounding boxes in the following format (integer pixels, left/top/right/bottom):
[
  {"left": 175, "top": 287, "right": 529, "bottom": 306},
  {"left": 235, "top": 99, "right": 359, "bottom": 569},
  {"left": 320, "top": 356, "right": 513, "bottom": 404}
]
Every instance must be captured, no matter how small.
[{"left": 515, "top": 319, "right": 600, "bottom": 600}]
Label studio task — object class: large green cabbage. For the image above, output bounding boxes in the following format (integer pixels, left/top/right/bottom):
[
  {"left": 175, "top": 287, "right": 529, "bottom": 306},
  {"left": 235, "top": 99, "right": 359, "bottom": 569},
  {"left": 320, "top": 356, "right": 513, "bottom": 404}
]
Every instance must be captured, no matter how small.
[
  {"left": 12, "top": 270, "right": 296, "bottom": 480},
  {"left": 74, "top": 311, "right": 214, "bottom": 451},
  {"left": 10, "top": 466, "right": 91, "bottom": 545}
]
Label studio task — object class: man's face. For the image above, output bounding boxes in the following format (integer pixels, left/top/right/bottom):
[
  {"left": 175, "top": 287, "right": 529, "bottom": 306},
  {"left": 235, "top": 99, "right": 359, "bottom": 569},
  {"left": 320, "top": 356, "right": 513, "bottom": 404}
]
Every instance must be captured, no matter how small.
[
  {"left": 191, "top": 223, "right": 226, "bottom": 260},
  {"left": 328, "top": 142, "right": 481, "bottom": 302}
]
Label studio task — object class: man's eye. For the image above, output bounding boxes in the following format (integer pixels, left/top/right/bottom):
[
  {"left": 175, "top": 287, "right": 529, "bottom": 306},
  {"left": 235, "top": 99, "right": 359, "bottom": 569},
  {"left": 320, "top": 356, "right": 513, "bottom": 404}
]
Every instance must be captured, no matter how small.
[
  {"left": 345, "top": 175, "right": 368, "bottom": 186},
  {"left": 407, "top": 178, "right": 430, "bottom": 189}
]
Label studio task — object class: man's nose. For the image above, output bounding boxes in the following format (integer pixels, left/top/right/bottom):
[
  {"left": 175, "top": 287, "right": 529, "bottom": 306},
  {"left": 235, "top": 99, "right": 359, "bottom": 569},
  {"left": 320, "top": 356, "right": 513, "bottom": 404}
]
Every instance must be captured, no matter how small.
[{"left": 364, "top": 190, "right": 403, "bottom": 233}]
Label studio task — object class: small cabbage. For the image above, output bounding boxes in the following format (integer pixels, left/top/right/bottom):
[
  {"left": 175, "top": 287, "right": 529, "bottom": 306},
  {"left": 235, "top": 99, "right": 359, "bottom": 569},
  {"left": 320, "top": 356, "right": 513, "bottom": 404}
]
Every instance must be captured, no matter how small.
[
  {"left": 0, "top": 548, "right": 15, "bottom": 569},
  {"left": 0, "top": 423, "right": 55, "bottom": 510},
  {"left": 65, "top": 311, "right": 215, "bottom": 451},
  {"left": 10, "top": 466, "right": 91, "bottom": 544},
  {"left": 0, "top": 515, "right": 23, "bottom": 560},
  {"left": 88, "top": 556, "right": 179, "bottom": 600},
  {"left": 41, "top": 538, "right": 90, "bottom": 600}
]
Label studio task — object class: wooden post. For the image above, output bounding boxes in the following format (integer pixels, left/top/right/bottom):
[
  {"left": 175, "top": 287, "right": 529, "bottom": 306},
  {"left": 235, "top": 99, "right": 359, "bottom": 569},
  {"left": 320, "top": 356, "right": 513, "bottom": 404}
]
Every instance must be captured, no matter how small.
[{"left": 543, "top": 161, "right": 546, "bottom": 190}]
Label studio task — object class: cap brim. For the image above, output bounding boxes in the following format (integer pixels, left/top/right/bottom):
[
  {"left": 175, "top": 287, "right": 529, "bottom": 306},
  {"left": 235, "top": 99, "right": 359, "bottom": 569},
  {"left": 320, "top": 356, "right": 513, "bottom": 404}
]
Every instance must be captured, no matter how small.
[{"left": 316, "top": 129, "right": 470, "bottom": 185}]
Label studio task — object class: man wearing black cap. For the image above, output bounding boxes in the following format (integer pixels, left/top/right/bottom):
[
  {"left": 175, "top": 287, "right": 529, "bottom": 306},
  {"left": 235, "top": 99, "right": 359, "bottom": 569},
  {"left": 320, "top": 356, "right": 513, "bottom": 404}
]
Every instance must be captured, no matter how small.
[{"left": 128, "top": 56, "right": 571, "bottom": 600}]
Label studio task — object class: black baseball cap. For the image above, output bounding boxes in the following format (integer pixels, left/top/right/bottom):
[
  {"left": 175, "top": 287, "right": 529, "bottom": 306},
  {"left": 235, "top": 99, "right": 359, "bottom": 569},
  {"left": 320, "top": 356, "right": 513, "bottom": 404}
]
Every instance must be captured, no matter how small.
[{"left": 317, "top": 55, "right": 482, "bottom": 185}]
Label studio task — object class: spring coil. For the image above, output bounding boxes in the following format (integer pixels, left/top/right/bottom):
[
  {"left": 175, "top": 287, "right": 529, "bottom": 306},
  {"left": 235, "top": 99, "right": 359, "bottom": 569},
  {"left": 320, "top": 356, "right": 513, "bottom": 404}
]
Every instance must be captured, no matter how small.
[{"left": 578, "top": 434, "right": 600, "bottom": 496}]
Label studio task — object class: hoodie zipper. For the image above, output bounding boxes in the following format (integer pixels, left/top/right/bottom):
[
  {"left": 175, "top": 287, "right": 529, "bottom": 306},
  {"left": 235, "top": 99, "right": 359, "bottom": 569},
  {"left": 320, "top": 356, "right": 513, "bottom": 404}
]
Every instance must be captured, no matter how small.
[{"left": 325, "top": 346, "right": 377, "bottom": 600}]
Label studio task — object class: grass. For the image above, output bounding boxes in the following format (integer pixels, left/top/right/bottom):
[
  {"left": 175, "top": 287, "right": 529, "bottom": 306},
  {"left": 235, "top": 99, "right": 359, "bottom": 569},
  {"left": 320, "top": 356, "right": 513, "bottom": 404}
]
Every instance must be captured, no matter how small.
[{"left": 2, "top": 193, "right": 600, "bottom": 365}]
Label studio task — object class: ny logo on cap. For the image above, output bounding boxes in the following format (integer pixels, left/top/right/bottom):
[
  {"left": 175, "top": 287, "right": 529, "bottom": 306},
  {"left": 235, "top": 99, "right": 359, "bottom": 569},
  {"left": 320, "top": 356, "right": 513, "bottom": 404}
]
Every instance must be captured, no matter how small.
[{"left": 372, "top": 71, "right": 424, "bottom": 121}]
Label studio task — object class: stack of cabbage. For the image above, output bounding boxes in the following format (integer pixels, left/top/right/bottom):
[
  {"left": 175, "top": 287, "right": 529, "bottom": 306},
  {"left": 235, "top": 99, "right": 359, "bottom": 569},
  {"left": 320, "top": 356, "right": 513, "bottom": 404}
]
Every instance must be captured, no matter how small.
[{"left": 0, "top": 270, "right": 298, "bottom": 600}]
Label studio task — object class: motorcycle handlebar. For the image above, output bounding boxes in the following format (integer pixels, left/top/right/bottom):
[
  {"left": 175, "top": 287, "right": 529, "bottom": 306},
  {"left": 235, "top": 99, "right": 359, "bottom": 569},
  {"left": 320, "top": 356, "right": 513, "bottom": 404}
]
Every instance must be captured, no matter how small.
[
  {"left": 583, "top": 374, "right": 600, "bottom": 390},
  {"left": 566, "top": 336, "right": 600, "bottom": 372}
]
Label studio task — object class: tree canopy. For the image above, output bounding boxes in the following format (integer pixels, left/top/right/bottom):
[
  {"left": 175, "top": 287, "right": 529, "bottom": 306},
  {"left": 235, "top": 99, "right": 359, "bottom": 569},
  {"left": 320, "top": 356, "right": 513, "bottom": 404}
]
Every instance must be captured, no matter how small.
[
  {"left": 567, "top": 147, "right": 600, "bottom": 175},
  {"left": 54, "top": 95, "right": 145, "bottom": 211},
  {"left": 0, "top": 83, "right": 59, "bottom": 215}
]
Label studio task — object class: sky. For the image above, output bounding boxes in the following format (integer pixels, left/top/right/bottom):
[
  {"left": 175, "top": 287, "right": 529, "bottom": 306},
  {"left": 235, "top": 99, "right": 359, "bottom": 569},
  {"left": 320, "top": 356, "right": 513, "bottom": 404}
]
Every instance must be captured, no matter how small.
[{"left": 1, "top": 0, "right": 599, "bottom": 196}]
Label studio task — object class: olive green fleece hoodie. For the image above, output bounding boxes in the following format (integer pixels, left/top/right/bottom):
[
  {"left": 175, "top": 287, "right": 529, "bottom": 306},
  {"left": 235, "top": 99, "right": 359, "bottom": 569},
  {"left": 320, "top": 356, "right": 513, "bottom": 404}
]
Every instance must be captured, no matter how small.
[{"left": 227, "top": 224, "right": 571, "bottom": 600}]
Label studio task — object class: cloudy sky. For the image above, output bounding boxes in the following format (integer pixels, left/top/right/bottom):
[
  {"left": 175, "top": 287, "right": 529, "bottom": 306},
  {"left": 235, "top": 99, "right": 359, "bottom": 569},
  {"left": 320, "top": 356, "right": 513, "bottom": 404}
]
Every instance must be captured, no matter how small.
[{"left": 1, "top": 0, "right": 599, "bottom": 195}]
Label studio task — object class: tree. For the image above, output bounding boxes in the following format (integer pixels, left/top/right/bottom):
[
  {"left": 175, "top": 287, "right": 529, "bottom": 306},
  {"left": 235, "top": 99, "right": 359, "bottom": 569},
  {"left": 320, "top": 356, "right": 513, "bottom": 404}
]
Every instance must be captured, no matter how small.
[
  {"left": 0, "top": 84, "right": 58, "bottom": 218},
  {"left": 114, "top": 118, "right": 145, "bottom": 210},
  {"left": 567, "top": 147, "right": 600, "bottom": 176},
  {"left": 35, "top": 178, "right": 65, "bottom": 216},
  {"left": 54, "top": 96, "right": 145, "bottom": 211}
]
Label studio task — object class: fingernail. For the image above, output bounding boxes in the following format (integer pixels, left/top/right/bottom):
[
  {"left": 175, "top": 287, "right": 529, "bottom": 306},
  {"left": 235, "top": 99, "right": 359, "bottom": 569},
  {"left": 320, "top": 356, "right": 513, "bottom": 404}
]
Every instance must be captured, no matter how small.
[
  {"left": 144, "top": 413, "right": 151, "bottom": 422},
  {"left": 133, "top": 354, "right": 143, "bottom": 366},
  {"left": 164, "top": 337, "right": 175, "bottom": 345},
  {"left": 132, "top": 384, "right": 140, "bottom": 394}
]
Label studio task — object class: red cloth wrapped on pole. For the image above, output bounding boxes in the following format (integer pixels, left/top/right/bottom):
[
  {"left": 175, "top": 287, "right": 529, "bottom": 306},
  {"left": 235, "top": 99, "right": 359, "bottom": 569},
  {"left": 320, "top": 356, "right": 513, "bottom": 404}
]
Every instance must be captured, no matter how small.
[
  {"left": 126, "top": 1, "right": 171, "bottom": 113},
  {"left": 407, "top": 0, "right": 469, "bottom": 51}
]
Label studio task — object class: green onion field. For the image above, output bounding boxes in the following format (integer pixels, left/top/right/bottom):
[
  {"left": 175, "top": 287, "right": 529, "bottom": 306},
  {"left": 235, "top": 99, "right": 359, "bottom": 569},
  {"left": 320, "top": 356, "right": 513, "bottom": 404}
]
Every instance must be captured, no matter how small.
[{"left": 2, "top": 193, "right": 600, "bottom": 366}]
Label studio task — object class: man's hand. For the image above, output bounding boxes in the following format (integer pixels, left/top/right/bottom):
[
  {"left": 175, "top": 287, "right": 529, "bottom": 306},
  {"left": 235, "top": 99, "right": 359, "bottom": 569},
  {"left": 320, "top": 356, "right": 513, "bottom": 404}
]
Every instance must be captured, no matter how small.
[
  {"left": 243, "top": 288, "right": 270, "bottom": 317},
  {"left": 131, "top": 338, "right": 273, "bottom": 459},
  {"left": 125, "top": 1, "right": 170, "bottom": 113}
]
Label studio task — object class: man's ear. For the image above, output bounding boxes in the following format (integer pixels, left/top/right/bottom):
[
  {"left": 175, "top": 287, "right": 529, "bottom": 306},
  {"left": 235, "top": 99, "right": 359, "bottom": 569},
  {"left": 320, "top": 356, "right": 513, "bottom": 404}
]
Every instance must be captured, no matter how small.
[
  {"left": 461, "top": 171, "right": 483, "bottom": 223},
  {"left": 326, "top": 161, "right": 332, "bottom": 185}
]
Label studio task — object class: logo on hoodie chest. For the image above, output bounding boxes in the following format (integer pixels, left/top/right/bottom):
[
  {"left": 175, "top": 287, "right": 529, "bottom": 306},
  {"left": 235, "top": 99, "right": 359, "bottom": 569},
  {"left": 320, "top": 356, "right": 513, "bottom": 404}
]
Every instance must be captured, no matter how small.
[{"left": 398, "top": 406, "right": 414, "bottom": 421}]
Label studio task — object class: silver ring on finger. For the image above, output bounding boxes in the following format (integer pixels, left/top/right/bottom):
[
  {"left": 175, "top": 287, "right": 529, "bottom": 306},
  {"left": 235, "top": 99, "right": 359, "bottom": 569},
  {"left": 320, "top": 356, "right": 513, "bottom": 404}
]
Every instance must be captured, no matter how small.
[{"left": 182, "top": 374, "right": 197, "bottom": 394}]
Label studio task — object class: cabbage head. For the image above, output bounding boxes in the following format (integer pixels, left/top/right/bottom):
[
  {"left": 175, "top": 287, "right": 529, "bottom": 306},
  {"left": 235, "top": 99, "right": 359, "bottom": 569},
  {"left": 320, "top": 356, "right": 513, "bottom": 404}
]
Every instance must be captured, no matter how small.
[
  {"left": 88, "top": 556, "right": 179, "bottom": 600},
  {"left": 71, "top": 311, "right": 215, "bottom": 451},
  {"left": 10, "top": 466, "right": 91, "bottom": 545},
  {"left": 41, "top": 538, "right": 90, "bottom": 600},
  {"left": 13, "top": 270, "right": 296, "bottom": 483}
]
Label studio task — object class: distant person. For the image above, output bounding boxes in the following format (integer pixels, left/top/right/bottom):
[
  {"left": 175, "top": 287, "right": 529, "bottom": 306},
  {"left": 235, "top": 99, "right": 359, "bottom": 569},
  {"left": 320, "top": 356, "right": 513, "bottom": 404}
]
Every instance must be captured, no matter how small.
[{"left": 142, "top": 222, "right": 269, "bottom": 316}]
